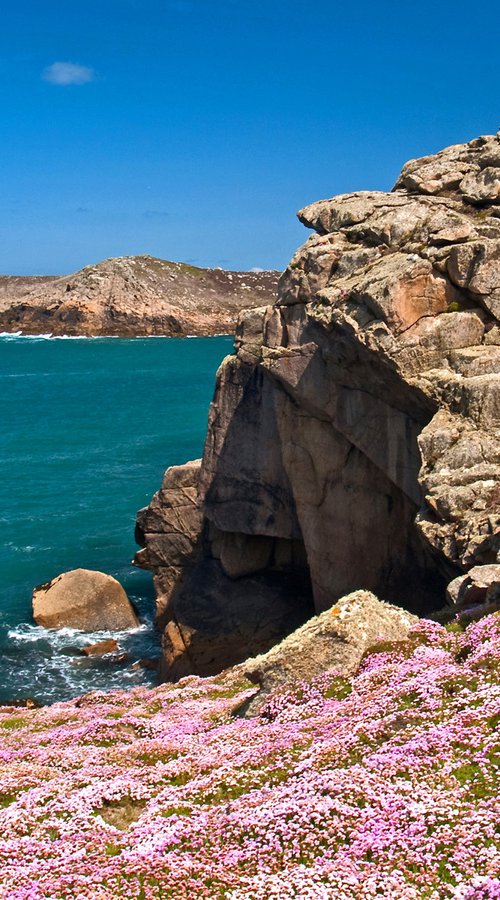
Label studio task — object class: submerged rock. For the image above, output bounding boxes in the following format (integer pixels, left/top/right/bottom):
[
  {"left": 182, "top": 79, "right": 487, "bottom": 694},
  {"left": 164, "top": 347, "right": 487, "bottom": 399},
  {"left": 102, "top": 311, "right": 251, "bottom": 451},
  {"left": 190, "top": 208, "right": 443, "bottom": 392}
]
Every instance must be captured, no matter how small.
[
  {"left": 136, "top": 132, "right": 500, "bottom": 681},
  {"left": 81, "top": 639, "right": 119, "bottom": 657},
  {"left": 32, "top": 569, "right": 139, "bottom": 631}
]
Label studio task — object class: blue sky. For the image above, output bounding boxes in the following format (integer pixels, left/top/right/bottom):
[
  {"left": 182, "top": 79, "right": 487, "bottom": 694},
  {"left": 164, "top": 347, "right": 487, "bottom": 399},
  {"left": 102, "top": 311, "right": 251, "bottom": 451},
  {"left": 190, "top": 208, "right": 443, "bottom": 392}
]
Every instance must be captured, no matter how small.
[{"left": 1, "top": 0, "right": 499, "bottom": 274}]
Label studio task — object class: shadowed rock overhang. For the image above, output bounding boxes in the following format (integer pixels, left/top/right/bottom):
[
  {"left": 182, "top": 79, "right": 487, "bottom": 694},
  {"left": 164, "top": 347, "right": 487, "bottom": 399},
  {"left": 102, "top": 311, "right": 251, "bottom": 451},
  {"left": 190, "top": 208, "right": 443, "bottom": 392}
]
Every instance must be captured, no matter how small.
[{"left": 135, "top": 132, "right": 500, "bottom": 681}]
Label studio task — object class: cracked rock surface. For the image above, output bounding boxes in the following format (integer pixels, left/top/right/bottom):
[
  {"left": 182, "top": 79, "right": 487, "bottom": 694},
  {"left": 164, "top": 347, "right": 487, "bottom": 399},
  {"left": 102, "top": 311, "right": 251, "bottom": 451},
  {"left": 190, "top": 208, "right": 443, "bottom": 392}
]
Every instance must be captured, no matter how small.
[{"left": 136, "top": 133, "right": 500, "bottom": 680}]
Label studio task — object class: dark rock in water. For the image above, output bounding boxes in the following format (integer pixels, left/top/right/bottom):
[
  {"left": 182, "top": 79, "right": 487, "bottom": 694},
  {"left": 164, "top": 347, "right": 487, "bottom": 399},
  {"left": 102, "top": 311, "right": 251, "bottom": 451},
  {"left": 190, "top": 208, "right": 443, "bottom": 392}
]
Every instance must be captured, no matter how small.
[
  {"left": 32, "top": 569, "right": 139, "bottom": 631},
  {"left": 81, "top": 639, "right": 119, "bottom": 657},
  {"left": 75, "top": 652, "right": 129, "bottom": 670},
  {"left": 130, "top": 658, "right": 160, "bottom": 672},
  {"left": 241, "top": 590, "right": 418, "bottom": 716},
  {"left": 136, "top": 132, "right": 500, "bottom": 682}
]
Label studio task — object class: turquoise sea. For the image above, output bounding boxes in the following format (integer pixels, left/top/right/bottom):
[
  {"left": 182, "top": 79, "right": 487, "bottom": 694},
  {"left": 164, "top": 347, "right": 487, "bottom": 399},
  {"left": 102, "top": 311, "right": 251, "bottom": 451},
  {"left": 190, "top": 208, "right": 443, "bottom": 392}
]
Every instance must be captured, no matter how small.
[{"left": 0, "top": 333, "right": 233, "bottom": 705}]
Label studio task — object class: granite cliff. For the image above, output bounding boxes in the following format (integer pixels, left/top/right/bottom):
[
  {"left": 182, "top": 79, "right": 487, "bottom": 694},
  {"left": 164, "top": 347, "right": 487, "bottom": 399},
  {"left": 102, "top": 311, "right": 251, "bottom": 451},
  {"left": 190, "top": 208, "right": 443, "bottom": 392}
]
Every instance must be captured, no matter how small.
[
  {"left": 0, "top": 256, "right": 278, "bottom": 336},
  {"left": 135, "top": 134, "right": 500, "bottom": 680}
]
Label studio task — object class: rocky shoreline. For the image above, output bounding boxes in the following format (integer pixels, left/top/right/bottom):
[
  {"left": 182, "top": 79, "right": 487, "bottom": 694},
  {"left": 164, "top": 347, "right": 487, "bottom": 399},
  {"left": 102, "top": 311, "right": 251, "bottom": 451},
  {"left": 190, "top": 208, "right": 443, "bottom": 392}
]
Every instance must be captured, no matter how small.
[{"left": 0, "top": 132, "right": 499, "bottom": 898}]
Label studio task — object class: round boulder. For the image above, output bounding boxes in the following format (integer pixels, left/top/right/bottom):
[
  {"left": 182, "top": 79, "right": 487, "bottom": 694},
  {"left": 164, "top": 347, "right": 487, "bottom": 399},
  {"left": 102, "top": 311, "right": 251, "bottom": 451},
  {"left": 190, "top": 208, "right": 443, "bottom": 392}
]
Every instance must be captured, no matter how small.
[{"left": 32, "top": 569, "right": 139, "bottom": 631}]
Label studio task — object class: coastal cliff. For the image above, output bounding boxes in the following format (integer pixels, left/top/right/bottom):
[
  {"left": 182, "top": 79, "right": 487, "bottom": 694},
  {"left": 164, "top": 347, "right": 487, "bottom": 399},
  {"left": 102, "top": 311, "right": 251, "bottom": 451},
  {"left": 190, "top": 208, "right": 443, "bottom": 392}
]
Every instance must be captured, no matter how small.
[
  {"left": 0, "top": 256, "right": 279, "bottom": 336},
  {"left": 136, "top": 133, "right": 500, "bottom": 681}
]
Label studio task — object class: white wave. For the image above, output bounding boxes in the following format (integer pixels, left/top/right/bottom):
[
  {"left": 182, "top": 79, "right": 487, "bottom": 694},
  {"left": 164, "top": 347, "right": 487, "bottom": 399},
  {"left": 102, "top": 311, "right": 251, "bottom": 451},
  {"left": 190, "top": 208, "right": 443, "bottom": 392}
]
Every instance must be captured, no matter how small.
[
  {"left": 0, "top": 332, "right": 54, "bottom": 340},
  {"left": 7, "top": 621, "right": 148, "bottom": 644},
  {"left": 0, "top": 332, "right": 108, "bottom": 341},
  {"left": 3, "top": 372, "right": 50, "bottom": 378},
  {"left": 1, "top": 331, "right": 232, "bottom": 342},
  {"left": 186, "top": 333, "right": 231, "bottom": 338}
]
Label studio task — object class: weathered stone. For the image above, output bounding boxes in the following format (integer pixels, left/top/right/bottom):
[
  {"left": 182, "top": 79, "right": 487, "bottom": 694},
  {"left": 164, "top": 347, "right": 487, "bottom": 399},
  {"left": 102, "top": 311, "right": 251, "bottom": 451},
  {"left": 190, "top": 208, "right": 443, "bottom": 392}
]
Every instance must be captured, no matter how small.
[
  {"left": 135, "top": 459, "right": 202, "bottom": 568},
  {"left": 234, "top": 306, "right": 270, "bottom": 354},
  {"left": 134, "top": 460, "right": 204, "bottom": 627},
  {"left": 32, "top": 570, "right": 139, "bottom": 631},
  {"left": 448, "top": 240, "right": 500, "bottom": 294},
  {"left": 460, "top": 168, "right": 500, "bottom": 205},
  {"left": 393, "top": 132, "right": 500, "bottom": 204},
  {"left": 2, "top": 698, "right": 40, "bottom": 709},
  {"left": 130, "top": 658, "right": 160, "bottom": 672},
  {"left": 446, "top": 565, "right": 500, "bottom": 614},
  {"left": 485, "top": 325, "right": 500, "bottom": 345},
  {"left": 200, "top": 359, "right": 301, "bottom": 540},
  {"left": 347, "top": 255, "right": 460, "bottom": 334},
  {"left": 242, "top": 591, "right": 418, "bottom": 715},
  {"left": 278, "top": 233, "right": 345, "bottom": 306}
]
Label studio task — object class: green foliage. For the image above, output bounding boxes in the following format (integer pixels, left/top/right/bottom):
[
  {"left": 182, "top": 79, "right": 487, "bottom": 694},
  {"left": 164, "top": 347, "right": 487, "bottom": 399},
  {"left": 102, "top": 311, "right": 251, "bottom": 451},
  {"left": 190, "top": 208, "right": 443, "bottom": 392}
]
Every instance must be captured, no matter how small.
[
  {"left": 105, "top": 842, "right": 122, "bottom": 857},
  {"left": 323, "top": 678, "right": 353, "bottom": 701},
  {"left": 161, "top": 805, "right": 193, "bottom": 818},
  {"left": 0, "top": 717, "right": 26, "bottom": 730},
  {"left": 487, "top": 712, "right": 500, "bottom": 730}
]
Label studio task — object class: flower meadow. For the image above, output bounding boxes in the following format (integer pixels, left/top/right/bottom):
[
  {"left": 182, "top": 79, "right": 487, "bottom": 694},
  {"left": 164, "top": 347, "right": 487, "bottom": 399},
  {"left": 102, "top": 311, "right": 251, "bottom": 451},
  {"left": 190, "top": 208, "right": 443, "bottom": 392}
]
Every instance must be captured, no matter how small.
[{"left": 0, "top": 615, "right": 499, "bottom": 900}]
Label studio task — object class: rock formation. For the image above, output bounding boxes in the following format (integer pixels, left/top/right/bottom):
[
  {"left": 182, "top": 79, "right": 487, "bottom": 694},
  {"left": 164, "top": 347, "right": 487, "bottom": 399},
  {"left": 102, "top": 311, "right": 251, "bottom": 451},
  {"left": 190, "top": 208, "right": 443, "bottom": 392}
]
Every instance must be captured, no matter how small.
[
  {"left": 241, "top": 590, "right": 418, "bottom": 715},
  {"left": 32, "top": 569, "right": 139, "bottom": 631},
  {"left": 0, "top": 256, "right": 278, "bottom": 337},
  {"left": 136, "top": 133, "right": 500, "bottom": 680},
  {"left": 445, "top": 563, "right": 500, "bottom": 619}
]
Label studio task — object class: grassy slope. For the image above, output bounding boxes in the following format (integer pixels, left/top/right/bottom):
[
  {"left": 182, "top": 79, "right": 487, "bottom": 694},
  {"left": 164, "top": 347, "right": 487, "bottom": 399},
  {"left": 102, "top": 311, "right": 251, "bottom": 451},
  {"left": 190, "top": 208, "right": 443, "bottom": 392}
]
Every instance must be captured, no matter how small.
[{"left": 0, "top": 615, "right": 499, "bottom": 899}]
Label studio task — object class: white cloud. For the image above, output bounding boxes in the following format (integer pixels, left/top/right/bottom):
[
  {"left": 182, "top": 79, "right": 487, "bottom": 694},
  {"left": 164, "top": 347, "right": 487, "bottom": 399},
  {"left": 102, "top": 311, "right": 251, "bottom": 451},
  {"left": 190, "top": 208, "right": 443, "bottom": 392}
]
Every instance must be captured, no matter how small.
[
  {"left": 251, "top": 267, "right": 265, "bottom": 273},
  {"left": 43, "top": 62, "right": 95, "bottom": 86}
]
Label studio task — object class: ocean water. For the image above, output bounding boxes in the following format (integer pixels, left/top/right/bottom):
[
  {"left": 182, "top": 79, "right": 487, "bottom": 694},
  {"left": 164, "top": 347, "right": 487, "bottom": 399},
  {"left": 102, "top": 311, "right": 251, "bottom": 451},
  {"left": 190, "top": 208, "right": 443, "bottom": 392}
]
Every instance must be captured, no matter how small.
[{"left": 0, "top": 333, "right": 233, "bottom": 705}]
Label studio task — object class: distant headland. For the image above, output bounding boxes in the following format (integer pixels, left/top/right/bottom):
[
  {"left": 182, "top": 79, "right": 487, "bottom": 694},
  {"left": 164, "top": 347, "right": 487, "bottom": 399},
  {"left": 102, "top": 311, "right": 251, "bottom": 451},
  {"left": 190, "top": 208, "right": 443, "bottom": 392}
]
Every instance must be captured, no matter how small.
[{"left": 0, "top": 256, "right": 279, "bottom": 337}]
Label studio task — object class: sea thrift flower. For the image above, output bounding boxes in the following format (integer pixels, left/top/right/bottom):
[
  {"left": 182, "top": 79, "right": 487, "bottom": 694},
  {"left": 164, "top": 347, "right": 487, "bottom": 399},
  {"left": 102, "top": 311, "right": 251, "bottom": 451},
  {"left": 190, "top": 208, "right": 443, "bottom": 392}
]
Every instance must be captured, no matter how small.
[{"left": 0, "top": 614, "right": 498, "bottom": 897}]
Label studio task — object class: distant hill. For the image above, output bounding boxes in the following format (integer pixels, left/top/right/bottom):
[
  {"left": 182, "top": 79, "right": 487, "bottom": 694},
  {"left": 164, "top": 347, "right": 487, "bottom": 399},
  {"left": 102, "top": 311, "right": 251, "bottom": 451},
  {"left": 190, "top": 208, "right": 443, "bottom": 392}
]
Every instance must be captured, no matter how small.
[{"left": 0, "top": 256, "right": 280, "bottom": 336}]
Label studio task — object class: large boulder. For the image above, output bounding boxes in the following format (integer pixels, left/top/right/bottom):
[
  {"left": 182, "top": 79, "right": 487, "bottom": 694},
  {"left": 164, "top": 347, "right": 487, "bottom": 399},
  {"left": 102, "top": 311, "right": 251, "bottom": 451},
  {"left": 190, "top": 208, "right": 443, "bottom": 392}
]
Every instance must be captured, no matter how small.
[
  {"left": 241, "top": 591, "right": 418, "bottom": 715},
  {"left": 136, "top": 132, "right": 500, "bottom": 682},
  {"left": 32, "top": 569, "right": 139, "bottom": 631}
]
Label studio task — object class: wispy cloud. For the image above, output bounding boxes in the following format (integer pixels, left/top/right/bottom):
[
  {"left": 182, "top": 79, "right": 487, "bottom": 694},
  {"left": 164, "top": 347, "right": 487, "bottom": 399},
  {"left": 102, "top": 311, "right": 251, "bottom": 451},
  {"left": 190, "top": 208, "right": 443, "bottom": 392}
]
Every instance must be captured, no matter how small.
[
  {"left": 143, "top": 210, "right": 169, "bottom": 219},
  {"left": 43, "top": 62, "right": 95, "bottom": 86}
]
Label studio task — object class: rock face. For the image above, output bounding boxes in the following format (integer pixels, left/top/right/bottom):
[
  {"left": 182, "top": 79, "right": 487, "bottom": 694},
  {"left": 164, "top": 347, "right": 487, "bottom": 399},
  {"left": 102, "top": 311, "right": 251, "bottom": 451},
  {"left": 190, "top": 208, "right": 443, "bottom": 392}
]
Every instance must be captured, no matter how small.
[
  {"left": 0, "top": 256, "right": 279, "bottom": 337},
  {"left": 136, "top": 133, "right": 500, "bottom": 681},
  {"left": 134, "top": 460, "right": 314, "bottom": 680},
  {"left": 32, "top": 569, "right": 139, "bottom": 631},
  {"left": 241, "top": 590, "right": 418, "bottom": 715},
  {"left": 445, "top": 564, "right": 500, "bottom": 618}
]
